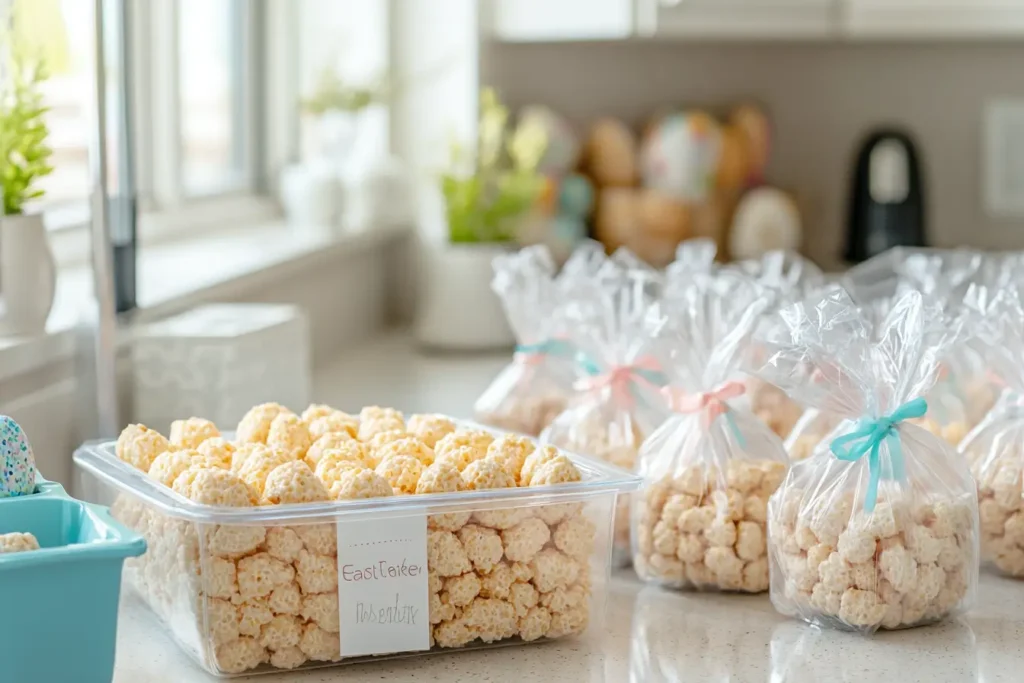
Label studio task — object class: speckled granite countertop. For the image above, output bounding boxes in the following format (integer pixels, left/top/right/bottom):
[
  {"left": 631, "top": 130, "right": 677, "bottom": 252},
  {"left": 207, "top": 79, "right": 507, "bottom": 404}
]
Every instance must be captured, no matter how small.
[{"left": 111, "top": 333, "right": 1024, "bottom": 683}]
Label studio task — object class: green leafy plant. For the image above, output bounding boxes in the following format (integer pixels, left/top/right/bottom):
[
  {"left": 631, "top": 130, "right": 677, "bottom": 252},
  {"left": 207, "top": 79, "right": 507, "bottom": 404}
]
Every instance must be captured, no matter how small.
[
  {"left": 301, "top": 68, "right": 390, "bottom": 115},
  {"left": 441, "top": 88, "right": 548, "bottom": 244},
  {"left": 0, "top": 35, "right": 53, "bottom": 215}
]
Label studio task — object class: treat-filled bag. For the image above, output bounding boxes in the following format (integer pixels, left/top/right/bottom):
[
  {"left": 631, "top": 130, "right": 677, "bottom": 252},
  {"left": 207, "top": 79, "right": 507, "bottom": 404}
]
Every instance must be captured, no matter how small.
[
  {"left": 665, "top": 237, "right": 718, "bottom": 281},
  {"left": 475, "top": 246, "right": 574, "bottom": 436},
  {"left": 960, "top": 285, "right": 1024, "bottom": 578},
  {"left": 741, "top": 250, "right": 823, "bottom": 439},
  {"left": 847, "top": 249, "right": 985, "bottom": 443},
  {"left": 896, "top": 252, "right": 985, "bottom": 443},
  {"left": 541, "top": 265, "right": 668, "bottom": 564},
  {"left": 632, "top": 270, "right": 788, "bottom": 592},
  {"left": 782, "top": 362, "right": 859, "bottom": 462},
  {"left": 754, "top": 287, "right": 979, "bottom": 633}
]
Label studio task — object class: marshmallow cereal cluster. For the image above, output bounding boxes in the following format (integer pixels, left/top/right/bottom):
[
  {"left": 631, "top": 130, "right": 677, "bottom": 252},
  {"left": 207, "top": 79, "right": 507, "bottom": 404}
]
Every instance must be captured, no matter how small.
[
  {"left": 910, "top": 418, "right": 969, "bottom": 449},
  {"left": 109, "top": 403, "right": 598, "bottom": 675},
  {"left": 0, "top": 531, "right": 40, "bottom": 554},
  {"left": 769, "top": 489, "right": 977, "bottom": 631},
  {"left": 542, "top": 410, "right": 644, "bottom": 562},
  {"left": 974, "top": 453, "right": 1024, "bottom": 577},
  {"left": 633, "top": 460, "right": 785, "bottom": 592}
]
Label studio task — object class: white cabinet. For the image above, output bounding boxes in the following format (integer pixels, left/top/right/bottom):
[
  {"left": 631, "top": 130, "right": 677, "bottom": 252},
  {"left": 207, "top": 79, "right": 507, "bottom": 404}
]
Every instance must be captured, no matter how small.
[
  {"left": 484, "top": 0, "right": 1024, "bottom": 41},
  {"left": 487, "top": 0, "right": 634, "bottom": 41},
  {"left": 843, "top": 1, "right": 1024, "bottom": 38},
  {"left": 649, "top": 0, "right": 837, "bottom": 39}
]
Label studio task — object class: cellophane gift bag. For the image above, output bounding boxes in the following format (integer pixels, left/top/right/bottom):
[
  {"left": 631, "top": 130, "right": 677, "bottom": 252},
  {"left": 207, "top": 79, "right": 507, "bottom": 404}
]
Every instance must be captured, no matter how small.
[
  {"left": 665, "top": 237, "right": 718, "bottom": 281},
  {"left": 960, "top": 284, "right": 1024, "bottom": 578},
  {"left": 632, "top": 270, "right": 789, "bottom": 592},
  {"left": 846, "top": 249, "right": 989, "bottom": 442},
  {"left": 754, "top": 287, "right": 979, "bottom": 633},
  {"left": 740, "top": 250, "right": 824, "bottom": 439},
  {"left": 474, "top": 246, "right": 575, "bottom": 436},
  {"left": 541, "top": 263, "right": 669, "bottom": 565},
  {"left": 896, "top": 251, "right": 987, "bottom": 444}
]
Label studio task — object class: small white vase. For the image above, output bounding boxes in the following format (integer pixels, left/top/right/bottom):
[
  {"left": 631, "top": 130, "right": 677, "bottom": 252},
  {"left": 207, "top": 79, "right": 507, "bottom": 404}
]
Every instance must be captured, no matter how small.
[
  {"left": 413, "top": 242, "right": 515, "bottom": 351},
  {"left": 0, "top": 213, "right": 57, "bottom": 336}
]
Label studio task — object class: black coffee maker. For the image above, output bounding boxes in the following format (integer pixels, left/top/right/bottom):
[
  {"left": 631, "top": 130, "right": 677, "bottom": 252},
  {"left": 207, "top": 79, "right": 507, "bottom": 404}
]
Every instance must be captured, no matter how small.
[{"left": 844, "top": 129, "right": 927, "bottom": 263}]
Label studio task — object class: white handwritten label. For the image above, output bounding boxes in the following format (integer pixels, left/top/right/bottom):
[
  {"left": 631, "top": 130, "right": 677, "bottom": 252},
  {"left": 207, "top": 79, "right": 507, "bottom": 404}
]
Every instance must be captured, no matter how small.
[{"left": 336, "top": 512, "right": 430, "bottom": 657}]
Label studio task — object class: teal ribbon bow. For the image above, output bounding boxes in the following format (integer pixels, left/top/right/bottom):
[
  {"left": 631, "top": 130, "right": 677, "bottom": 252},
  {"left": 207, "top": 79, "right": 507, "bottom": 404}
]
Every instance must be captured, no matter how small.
[
  {"left": 514, "top": 339, "right": 574, "bottom": 359},
  {"left": 829, "top": 397, "right": 928, "bottom": 513},
  {"left": 575, "top": 353, "right": 669, "bottom": 388}
]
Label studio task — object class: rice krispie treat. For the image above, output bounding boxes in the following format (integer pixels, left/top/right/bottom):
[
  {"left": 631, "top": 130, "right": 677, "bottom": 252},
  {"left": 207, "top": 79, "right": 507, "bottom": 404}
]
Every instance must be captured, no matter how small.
[
  {"left": 0, "top": 532, "right": 40, "bottom": 553},
  {"left": 435, "top": 430, "right": 494, "bottom": 463},
  {"left": 357, "top": 406, "right": 405, "bottom": 442},
  {"left": 197, "top": 438, "right": 236, "bottom": 469},
  {"left": 910, "top": 417, "right": 969, "bottom": 449},
  {"left": 267, "top": 413, "right": 313, "bottom": 460},
  {"left": 407, "top": 414, "right": 457, "bottom": 449},
  {"left": 236, "top": 403, "right": 293, "bottom": 445},
  {"left": 117, "top": 424, "right": 171, "bottom": 473},
  {"left": 302, "top": 404, "right": 358, "bottom": 440},
  {"left": 972, "top": 449, "right": 1024, "bottom": 576},
  {"left": 170, "top": 417, "right": 220, "bottom": 450},
  {"left": 304, "top": 433, "right": 355, "bottom": 470},
  {"left": 376, "top": 437, "right": 435, "bottom": 467}
]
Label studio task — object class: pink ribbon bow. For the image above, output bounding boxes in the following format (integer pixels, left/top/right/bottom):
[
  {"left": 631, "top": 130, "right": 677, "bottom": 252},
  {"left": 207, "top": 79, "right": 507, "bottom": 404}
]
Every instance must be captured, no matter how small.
[
  {"left": 662, "top": 381, "right": 746, "bottom": 427},
  {"left": 574, "top": 356, "right": 665, "bottom": 408}
]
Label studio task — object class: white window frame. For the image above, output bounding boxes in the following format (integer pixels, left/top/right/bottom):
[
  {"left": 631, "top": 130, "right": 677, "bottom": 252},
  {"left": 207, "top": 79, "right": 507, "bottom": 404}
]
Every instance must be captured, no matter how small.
[{"left": 46, "top": 0, "right": 299, "bottom": 265}]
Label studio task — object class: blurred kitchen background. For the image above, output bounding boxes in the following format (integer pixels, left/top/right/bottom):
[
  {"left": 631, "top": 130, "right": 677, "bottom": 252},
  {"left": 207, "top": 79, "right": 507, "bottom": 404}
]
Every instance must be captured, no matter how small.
[{"left": 3, "top": 0, "right": 1024, "bottom": 489}]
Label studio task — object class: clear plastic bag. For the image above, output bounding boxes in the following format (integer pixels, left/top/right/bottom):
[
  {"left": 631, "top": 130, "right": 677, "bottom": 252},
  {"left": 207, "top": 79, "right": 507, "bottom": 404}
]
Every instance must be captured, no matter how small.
[
  {"left": 784, "top": 408, "right": 842, "bottom": 462},
  {"left": 631, "top": 270, "right": 788, "bottom": 591},
  {"left": 753, "top": 287, "right": 979, "bottom": 633},
  {"left": 474, "top": 246, "right": 574, "bottom": 436},
  {"left": 664, "top": 237, "right": 718, "bottom": 282},
  {"left": 541, "top": 264, "right": 669, "bottom": 565},
  {"left": 740, "top": 250, "right": 824, "bottom": 439},
  {"left": 960, "top": 285, "right": 1024, "bottom": 578},
  {"left": 846, "top": 249, "right": 987, "bottom": 442}
]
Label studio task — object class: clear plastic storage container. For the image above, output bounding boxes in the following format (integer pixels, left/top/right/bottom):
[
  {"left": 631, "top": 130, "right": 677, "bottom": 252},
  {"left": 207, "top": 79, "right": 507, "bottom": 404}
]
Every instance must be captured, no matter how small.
[{"left": 74, "top": 436, "right": 639, "bottom": 677}]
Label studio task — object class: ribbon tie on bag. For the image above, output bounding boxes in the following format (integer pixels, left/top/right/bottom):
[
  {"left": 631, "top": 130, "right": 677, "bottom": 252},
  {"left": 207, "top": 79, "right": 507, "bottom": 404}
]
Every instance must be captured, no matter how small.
[
  {"left": 829, "top": 397, "right": 928, "bottom": 513},
  {"left": 514, "top": 339, "right": 574, "bottom": 366},
  {"left": 663, "top": 382, "right": 747, "bottom": 446},
  {"left": 574, "top": 355, "right": 667, "bottom": 407}
]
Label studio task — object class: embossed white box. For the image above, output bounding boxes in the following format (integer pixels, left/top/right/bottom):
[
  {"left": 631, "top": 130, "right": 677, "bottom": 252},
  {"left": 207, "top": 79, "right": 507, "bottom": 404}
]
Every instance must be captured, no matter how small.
[{"left": 132, "top": 303, "right": 310, "bottom": 432}]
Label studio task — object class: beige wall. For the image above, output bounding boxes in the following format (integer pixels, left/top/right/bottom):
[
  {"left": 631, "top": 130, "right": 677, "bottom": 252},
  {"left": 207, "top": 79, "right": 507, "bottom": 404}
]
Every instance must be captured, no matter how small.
[{"left": 485, "top": 41, "right": 1024, "bottom": 269}]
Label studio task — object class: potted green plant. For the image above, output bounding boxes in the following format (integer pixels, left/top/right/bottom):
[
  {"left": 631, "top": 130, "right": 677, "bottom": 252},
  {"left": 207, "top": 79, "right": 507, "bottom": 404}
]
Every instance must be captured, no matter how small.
[
  {"left": 0, "top": 33, "right": 57, "bottom": 336},
  {"left": 299, "top": 67, "right": 389, "bottom": 170},
  {"left": 281, "top": 67, "right": 392, "bottom": 234},
  {"left": 414, "top": 88, "right": 548, "bottom": 350}
]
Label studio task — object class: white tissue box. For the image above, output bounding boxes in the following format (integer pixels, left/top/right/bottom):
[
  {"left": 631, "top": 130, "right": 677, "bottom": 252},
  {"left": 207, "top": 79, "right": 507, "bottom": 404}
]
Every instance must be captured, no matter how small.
[{"left": 132, "top": 304, "right": 311, "bottom": 432}]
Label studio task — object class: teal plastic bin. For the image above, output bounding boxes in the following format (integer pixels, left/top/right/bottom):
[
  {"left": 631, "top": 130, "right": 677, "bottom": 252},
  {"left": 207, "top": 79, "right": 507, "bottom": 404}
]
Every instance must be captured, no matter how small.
[{"left": 0, "top": 491, "right": 146, "bottom": 683}]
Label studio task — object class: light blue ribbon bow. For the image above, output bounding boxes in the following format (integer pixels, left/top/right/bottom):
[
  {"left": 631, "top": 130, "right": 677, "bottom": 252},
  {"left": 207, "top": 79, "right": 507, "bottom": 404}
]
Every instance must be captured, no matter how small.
[
  {"left": 574, "top": 353, "right": 669, "bottom": 388},
  {"left": 829, "top": 397, "right": 928, "bottom": 513},
  {"left": 514, "top": 339, "right": 575, "bottom": 359}
]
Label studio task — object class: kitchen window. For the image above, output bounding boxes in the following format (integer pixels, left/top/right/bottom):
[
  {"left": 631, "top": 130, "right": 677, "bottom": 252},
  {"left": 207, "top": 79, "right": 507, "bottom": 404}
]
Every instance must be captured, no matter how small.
[{"left": 8, "top": 0, "right": 297, "bottom": 260}]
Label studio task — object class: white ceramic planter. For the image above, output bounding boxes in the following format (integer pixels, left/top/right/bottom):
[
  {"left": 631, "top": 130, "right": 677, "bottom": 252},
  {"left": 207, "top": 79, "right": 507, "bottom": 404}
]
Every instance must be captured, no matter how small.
[
  {"left": 413, "top": 242, "right": 515, "bottom": 351},
  {"left": 0, "top": 213, "right": 56, "bottom": 336}
]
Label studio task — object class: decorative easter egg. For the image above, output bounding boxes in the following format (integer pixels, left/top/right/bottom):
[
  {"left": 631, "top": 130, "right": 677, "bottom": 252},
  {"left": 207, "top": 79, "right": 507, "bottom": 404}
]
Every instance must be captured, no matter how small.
[
  {"left": 640, "top": 112, "right": 722, "bottom": 203},
  {"left": 0, "top": 416, "right": 36, "bottom": 498},
  {"left": 518, "top": 105, "right": 581, "bottom": 176}
]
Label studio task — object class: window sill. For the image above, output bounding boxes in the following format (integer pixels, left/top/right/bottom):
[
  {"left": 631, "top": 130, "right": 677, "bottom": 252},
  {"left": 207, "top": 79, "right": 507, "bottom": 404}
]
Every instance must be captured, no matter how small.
[{"left": 0, "top": 220, "right": 412, "bottom": 383}]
